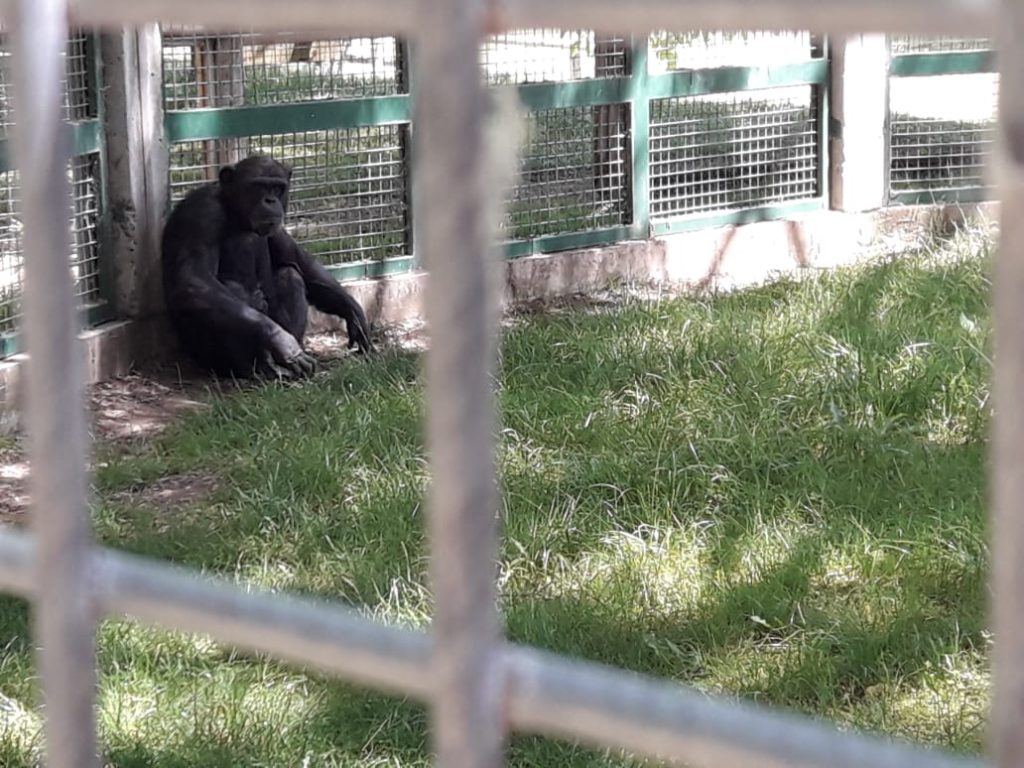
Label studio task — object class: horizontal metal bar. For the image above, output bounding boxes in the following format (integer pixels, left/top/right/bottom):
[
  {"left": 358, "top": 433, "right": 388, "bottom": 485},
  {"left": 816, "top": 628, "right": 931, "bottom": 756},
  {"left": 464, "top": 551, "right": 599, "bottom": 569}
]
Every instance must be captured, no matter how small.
[
  {"left": 644, "top": 59, "right": 829, "bottom": 99},
  {"left": 324, "top": 255, "right": 416, "bottom": 282},
  {"left": 890, "top": 50, "right": 997, "bottom": 77},
  {"left": 165, "top": 97, "right": 411, "bottom": 143},
  {"left": 0, "top": 527, "right": 985, "bottom": 768},
  {"left": 0, "top": 333, "right": 18, "bottom": 359},
  {"left": 0, "top": 528, "right": 433, "bottom": 699},
  {"left": 97, "top": 549, "right": 433, "bottom": 700},
  {"left": 513, "top": 79, "right": 630, "bottom": 111},
  {"left": 67, "top": 0, "right": 416, "bottom": 35},
  {"left": 70, "top": 120, "right": 102, "bottom": 157},
  {"left": 651, "top": 198, "right": 826, "bottom": 235},
  {"left": 0, "top": 120, "right": 101, "bottom": 173},
  {"left": 162, "top": 63, "right": 825, "bottom": 146},
  {"left": 84, "top": 300, "right": 116, "bottom": 328},
  {"left": 505, "top": 645, "right": 984, "bottom": 768},
  {"left": 888, "top": 187, "right": 995, "bottom": 205},
  {"left": 66, "top": 0, "right": 997, "bottom": 37},
  {"left": 502, "top": 225, "right": 634, "bottom": 258},
  {"left": 513, "top": 61, "right": 827, "bottom": 112},
  {"left": 498, "top": 0, "right": 997, "bottom": 37}
]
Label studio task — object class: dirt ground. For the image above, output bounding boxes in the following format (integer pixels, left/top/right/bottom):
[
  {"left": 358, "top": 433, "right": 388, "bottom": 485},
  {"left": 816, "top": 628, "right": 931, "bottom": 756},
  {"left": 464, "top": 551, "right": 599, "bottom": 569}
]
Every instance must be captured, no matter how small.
[{"left": 0, "top": 323, "right": 434, "bottom": 525}]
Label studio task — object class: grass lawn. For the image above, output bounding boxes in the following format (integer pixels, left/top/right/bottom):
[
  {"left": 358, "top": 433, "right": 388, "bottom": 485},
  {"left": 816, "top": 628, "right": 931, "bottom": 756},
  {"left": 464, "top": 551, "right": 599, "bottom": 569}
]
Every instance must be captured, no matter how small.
[{"left": 0, "top": 231, "right": 993, "bottom": 766}]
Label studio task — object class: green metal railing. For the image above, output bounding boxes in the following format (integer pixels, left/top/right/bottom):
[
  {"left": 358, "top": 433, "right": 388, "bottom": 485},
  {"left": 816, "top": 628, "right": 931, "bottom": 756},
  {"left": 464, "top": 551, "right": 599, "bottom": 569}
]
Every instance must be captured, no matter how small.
[
  {"left": 162, "top": 31, "right": 829, "bottom": 282},
  {"left": 888, "top": 36, "right": 998, "bottom": 205},
  {"left": 0, "top": 31, "right": 1005, "bottom": 363}
]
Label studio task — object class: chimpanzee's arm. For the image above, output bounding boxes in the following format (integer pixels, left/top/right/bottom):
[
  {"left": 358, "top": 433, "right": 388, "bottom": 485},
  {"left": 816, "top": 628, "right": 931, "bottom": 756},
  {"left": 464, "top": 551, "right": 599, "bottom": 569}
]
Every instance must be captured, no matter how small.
[
  {"left": 269, "top": 231, "right": 373, "bottom": 353},
  {"left": 168, "top": 242, "right": 316, "bottom": 375}
]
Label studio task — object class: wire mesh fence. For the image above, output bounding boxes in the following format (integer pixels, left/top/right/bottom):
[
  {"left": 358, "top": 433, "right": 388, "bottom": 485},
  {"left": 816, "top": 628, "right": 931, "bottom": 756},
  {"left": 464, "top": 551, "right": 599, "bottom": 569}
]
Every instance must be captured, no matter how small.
[
  {"left": 161, "top": 29, "right": 404, "bottom": 110},
  {"left": 0, "top": 26, "right": 1000, "bottom": 352},
  {"left": 648, "top": 30, "right": 816, "bottom": 73},
  {"left": 479, "top": 30, "right": 628, "bottom": 84},
  {"left": 890, "top": 36, "right": 993, "bottom": 54},
  {"left": 0, "top": 168, "right": 21, "bottom": 337},
  {"left": 888, "top": 37, "right": 998, "bottom": 199},
  {"left": 0, "top": 31, "right": 103, "bottom": 344},
  {"left": 649, "top": 85, "right": 820, "bottom": 218},
  {"left": 162, "top": 29, "right": 410, "bottom": 266},
  {"left": 68, "top": 152, "right": 103, "bottom": 303},
  {"left": 169, "top": 126, "right": 411, "bottom": 265},
  {"left": 505, "top": 104, "right": 631, "bottom": 240}
]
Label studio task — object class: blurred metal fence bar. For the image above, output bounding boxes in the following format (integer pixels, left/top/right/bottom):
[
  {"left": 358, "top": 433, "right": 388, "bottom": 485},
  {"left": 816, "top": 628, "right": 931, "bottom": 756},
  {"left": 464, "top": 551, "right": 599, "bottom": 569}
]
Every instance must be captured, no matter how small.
[
  {"left": 414, "top": 0, "right": 506, "bottom": 765},
  {"left": 8, "top": 1, "right": 99, "bottom": 767},
  {"left": 989, "top": 1, "right": 1024, "bottom": 766},
  {"left": 65, "top": 0, "right": 997, "bottom": 37}
]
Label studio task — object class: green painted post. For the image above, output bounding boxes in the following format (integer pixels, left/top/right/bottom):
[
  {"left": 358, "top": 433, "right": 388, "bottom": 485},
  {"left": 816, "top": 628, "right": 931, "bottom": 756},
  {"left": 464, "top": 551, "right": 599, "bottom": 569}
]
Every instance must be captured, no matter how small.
[
  {"left": 628, "top": 35, "right": 650, "bottom": 240},
  {"left": 400, "top": 38, "right": 420, "bottom": 270},
  {"left": 91, "top": 30, "right": 117, "bottom": 318},
  {"left": 815, "top": 34, "right": 831, "bottom": 213}
]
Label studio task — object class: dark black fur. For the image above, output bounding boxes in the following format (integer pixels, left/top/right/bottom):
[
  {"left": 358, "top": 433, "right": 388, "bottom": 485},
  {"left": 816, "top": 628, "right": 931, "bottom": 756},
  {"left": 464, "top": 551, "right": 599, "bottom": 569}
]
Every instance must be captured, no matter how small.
[{"left": 161, "top": 155, "right": 372, "bottom": 378}]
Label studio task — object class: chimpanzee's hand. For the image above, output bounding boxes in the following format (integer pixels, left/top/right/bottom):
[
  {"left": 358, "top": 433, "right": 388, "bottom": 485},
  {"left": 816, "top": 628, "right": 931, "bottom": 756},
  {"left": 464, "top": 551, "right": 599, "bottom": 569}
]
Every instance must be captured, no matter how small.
[
  {"left": 346, "top": 315, "right": 373, "bottom": 354},
  {"left": 268, "top": 328, "right": 317, "bottom": 378}
]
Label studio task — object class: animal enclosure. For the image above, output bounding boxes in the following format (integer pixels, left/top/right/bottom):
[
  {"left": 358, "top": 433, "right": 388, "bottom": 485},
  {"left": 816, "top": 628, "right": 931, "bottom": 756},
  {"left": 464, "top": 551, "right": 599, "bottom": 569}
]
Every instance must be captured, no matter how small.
[
  {"left": 0, "top": 27, "right": 1001, "bottom": 359},
  {"left": 0, "top": 2, "right": 1018, "bottom": 768}
]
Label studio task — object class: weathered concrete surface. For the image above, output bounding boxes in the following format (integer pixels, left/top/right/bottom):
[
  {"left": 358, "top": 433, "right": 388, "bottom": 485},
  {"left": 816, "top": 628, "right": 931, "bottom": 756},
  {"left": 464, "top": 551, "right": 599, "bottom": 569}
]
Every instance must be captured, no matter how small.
[{"left": 0, "top": 201, "right": 999, "bottom": 426}]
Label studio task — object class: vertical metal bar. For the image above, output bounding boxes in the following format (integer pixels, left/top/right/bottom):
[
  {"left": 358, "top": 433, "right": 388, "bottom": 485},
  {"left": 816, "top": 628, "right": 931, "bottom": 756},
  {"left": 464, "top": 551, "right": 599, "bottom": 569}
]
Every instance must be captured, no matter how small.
[
  {"left": 881, "top": 34, "right": 894, "bottom": 206},
  {"left": 9, "top": 0, "right": 100, "bottom": 766},
  {"left": 397, "top": 38, "right": 417, "bottom": 265},
  {"left": 92, "top": 30, "right": 117, "bottom": 312},
  {"left": 413, "top": 0, "right": 505, "bottom": 765},
  {"left": 628, "top": 34, "right": 650, "bottom": 239},
  {"left": 992, "top": 2, "right": 1024, "bottom": 765},
  {"left": 815, "top": 34, "right": 832, "bottom": 209}
]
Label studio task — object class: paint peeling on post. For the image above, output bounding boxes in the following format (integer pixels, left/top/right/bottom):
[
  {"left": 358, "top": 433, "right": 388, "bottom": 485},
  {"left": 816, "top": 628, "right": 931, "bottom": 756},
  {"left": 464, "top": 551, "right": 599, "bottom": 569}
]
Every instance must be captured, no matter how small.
[{"left": 8, "top": 0, "right": 100, "bottom": 766}]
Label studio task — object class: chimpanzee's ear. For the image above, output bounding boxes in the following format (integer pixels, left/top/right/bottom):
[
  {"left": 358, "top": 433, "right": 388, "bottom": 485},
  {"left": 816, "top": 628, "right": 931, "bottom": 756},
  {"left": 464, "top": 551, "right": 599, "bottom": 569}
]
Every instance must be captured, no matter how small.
[{"left": 218, "top": 166, "right": 236, "bottom": 186}]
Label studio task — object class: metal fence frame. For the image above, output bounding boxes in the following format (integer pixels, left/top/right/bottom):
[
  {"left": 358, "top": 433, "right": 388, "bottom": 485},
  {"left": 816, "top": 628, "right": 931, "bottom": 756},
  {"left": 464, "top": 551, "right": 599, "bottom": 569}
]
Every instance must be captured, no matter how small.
[
  {"left": 0, "top": 0, "right": 1017, "bottom": 767},
  {"left": 0, "top": 28, "right": 113, "bottom": 359},
  {"left": 887, "top": 37, "right": 998, "bottom": 204},
  {"left": 159, "top": 29, "right": 828, "bottom": 273}
]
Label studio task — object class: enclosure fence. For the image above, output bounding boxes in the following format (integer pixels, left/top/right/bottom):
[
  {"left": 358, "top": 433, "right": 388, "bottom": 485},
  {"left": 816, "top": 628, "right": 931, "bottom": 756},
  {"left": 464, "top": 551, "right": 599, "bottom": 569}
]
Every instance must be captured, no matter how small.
[
  {"left": 0, "top": 0, "right": 1018, "bottom": 767},
  {"left": 0, "top": 17, "right": 1003, "bottom": 360}
]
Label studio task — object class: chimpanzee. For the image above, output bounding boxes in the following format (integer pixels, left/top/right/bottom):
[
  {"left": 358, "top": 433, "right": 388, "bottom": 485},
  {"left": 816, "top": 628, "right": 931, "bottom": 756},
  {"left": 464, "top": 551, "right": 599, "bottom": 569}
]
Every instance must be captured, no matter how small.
[{"left": 161, "top": 155, "right": 372, "bottom": 379}]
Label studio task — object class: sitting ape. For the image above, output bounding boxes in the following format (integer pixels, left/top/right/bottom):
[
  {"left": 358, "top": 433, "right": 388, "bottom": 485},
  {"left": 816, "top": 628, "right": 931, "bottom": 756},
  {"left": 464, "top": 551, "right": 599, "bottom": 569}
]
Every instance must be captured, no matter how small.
[{"left": 161, "top": 155, "right": 372, "bottom": 378}]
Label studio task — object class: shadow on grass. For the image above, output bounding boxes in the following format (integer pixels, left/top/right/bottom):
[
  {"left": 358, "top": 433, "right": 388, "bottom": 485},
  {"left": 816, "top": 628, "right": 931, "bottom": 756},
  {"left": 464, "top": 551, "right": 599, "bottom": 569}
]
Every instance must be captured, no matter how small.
[{"left": 0, "top": 251, "right": 993, "bottom": 764}]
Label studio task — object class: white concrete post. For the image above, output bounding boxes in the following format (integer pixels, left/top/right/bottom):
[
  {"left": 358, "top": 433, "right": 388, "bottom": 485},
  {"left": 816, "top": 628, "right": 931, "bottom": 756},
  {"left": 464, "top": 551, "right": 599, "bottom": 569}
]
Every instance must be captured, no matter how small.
[{"left": 828, "top": 34, "right": 891, "bottom": 211}]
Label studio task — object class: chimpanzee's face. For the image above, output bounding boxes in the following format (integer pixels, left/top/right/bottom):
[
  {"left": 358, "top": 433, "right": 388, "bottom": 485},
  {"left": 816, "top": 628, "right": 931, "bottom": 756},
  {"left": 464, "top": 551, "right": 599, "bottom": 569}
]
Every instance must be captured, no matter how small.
[{"left": 219, "top": 156, "right": 293, "bottom": 236}]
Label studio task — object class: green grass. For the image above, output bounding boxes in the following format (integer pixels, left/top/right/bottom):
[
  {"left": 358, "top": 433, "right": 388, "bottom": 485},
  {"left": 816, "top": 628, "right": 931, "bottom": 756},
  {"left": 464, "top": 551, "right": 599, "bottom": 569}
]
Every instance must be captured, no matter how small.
[{"left": 0, "top": 231, "right": 994, "bottom": 766}]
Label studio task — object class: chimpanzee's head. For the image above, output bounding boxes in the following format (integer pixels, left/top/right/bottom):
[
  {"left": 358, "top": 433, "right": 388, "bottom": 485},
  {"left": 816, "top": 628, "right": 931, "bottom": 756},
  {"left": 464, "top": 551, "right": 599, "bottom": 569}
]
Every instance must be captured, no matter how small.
[{"left": 218, "top": 155, "right": 293, "bottom": 236}]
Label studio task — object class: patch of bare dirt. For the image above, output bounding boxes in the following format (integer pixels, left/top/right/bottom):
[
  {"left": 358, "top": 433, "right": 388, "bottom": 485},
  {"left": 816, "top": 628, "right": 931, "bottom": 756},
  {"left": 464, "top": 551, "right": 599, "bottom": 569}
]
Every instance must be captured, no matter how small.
[
  {"left": 89, "top": 373, "right": 208, "bottom": 444},
  {"left": 110, "top": 470, "right": 220, "bottom": 518},
  {"left": 374, "top": 321, "right": 428, "bottom": 353},
  {"left": 510, "top": 292, "right": 622, "bottom": 318},
  {"left": 307, "top": 324, "right": 427, "bottom": 359}
]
